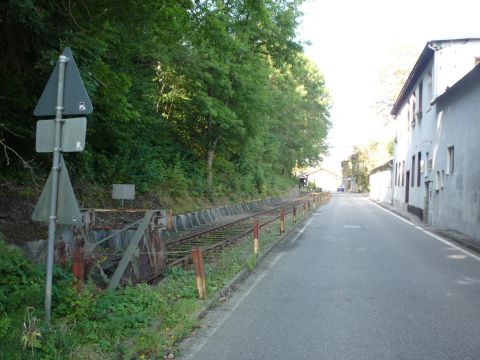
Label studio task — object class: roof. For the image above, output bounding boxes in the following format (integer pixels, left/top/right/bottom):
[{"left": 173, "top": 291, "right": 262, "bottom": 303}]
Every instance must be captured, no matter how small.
[
  {"left": 432, "top": 63, "right": 480, "bottom": 105},
  {"left": 390, "top": 38, "right": 480, "bottom": 116},
  {"left": 370, "top": 159, "right": 393, "bottom": 175},
  {"left": 299, "top": 167, "right": 339, "bottom": 178}
]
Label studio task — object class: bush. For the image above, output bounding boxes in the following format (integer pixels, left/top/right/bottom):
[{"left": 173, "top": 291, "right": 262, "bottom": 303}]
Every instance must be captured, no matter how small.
[{"left": 0, "top": 240, "right": 43, "bottom": 313}]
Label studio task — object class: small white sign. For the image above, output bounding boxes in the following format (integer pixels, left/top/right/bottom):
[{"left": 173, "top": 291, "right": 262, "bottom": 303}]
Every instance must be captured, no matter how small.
[
  {"left": 36, "top": 117, "right": 87, "bottom": 153},
  {"left": 112, "top": 184, "right": 135, "bottom": 200}
]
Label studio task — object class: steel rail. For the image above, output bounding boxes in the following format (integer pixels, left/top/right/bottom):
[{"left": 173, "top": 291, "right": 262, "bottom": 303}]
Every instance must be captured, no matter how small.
[
  {"left": 165, "top": 195, "right": 311, "bottom": 247},
  {"left": 166, "top": 194, "right": 321, "bottom": 267}
]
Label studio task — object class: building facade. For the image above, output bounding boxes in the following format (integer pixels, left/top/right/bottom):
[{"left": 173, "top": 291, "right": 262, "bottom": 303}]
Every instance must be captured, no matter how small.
[
  {"left": 369, "top": 160, "right": 393, "bottom": 203},
  {"left": 298, "top": 167, "right": 340, "bottom": 192},
  {"left": 391, "top": 38, "right": 480, "bottom": 239}
]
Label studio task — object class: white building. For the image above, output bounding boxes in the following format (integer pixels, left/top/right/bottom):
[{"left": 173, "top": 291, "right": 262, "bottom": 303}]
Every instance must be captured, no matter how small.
[
  {"left": 369, "top": 160, "right": 393, "bottom": 203},
  {"left": 391, "top": 38, "right": 480, "bottom": 239},
  {"left": 299, "top": 167, "right": 340, "bottom": 192}
]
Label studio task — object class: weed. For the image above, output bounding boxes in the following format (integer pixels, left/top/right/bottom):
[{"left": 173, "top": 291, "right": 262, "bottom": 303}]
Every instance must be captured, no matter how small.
[
  {"left": 21, "top": 307, "right": 41, "bottom": 358},
  {"left": 247, "top": 255, "right": 257, "bottom": 271},
  {"left": 0, "top": 199, "right": 319, "bottom": 358}
]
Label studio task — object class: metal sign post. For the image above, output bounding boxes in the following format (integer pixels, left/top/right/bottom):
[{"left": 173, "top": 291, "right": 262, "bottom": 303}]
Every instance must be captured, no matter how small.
[
  {"left": 44, "top": 54, "right": 67, "bottom": 325},
  {"left": 32, "top": 47, "right": 93, "bottom": 325}
]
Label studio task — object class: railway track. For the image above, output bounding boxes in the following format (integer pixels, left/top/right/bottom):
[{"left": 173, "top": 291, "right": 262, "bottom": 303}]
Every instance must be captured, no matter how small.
[
  {"left": 165, "top": 193, "right": 326, "bottom": 268},
  {"left": 84, "top": 192, "right": 328, "bottom": 288}
]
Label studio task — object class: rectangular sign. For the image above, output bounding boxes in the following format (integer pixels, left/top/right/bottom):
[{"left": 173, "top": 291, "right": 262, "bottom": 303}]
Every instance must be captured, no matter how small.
[
  {"left": 112, "top": 184, "right": 135, "bottom": 200},
  {"left": 36, "top": 117, "right": 87, "bottom": 153}
]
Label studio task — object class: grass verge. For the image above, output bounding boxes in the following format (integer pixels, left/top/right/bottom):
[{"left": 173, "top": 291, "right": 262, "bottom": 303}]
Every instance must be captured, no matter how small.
[{"left": 0, "top": 196, "right": 328, "bottom": 359}]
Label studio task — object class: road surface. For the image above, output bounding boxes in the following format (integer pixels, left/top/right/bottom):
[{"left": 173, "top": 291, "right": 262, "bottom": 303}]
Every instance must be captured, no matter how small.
[{"left": 180, "top": 193, "right": 480, "bottom": 360}]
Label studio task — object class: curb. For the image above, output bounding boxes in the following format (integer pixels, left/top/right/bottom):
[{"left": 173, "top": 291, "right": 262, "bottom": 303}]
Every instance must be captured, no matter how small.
[
  {"left": 369, "top": 198, "right": 418, "bottom": 224},
  {"left": 432, "top": 229, "right": 480, "bottom": 254},
  {"left": 368, "top": 198, "right": 480, "bottom": 255}
]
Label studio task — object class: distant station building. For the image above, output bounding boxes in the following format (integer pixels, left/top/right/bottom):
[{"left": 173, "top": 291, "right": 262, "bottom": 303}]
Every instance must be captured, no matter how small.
[{"left": 297, "top": 167, "right": 340, "bottom": 191}]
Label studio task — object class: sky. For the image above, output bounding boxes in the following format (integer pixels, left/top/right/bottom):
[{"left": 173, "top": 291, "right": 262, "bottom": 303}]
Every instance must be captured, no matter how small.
[{"left": 298, "top": 0, "right": 480, "bottom": 175}]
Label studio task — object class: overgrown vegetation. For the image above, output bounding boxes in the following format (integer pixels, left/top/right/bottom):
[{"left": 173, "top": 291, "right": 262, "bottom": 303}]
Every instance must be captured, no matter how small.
[
  {"left": 1, "top": 1, "right": 330, "bottom": 204},
  {"left": 2, "top": 1, "right": 332, "bottom": 355},
  {"left": 341, "top": 142, "right": 392, "bottom": 192},
  {"left": 0, "top": 206, "right": 313, "bottom": 358}
]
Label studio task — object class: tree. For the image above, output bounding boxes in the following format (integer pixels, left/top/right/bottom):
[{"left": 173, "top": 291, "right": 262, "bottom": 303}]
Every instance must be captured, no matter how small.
[
  {"left": 341, "top": 142, "right": 390, "bottom": 192},
  {"left": 373, "top": 44, "right": 418, "bottom": 123},
  {"left": 1, "top": 0, "right": 331, "bottom": 203}
]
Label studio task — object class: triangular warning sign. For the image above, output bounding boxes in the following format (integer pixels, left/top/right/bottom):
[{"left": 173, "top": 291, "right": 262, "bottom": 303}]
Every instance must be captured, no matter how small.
[
  {"left": 33, "top": 47, "right": 93, "bottom": 117},
  {"left": 32, "top": 155, "right": 82, "bottom": 225}
]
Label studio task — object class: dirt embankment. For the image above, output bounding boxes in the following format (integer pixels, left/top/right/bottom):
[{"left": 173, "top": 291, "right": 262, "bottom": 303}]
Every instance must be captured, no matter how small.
[
  {"left": 0, "top": 184, "right": 184, "bottom": 246},
  {"left": 0, "top": 182, "right": 279, "bottom": 246},
  {"left": 0, "top": 185, "right": 47, "bottom": 245}
]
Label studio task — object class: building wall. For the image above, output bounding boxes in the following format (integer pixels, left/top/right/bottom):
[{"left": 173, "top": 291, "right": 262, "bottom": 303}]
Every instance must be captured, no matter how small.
[
  {"left": 434, "top": 40, "right": 480, "bottom": 98},
  {"left": 369, "top": 169, "right": 392, "bottom": 204},
  {"left": 308, "top": 169, "right": 339, "bottom": 192},
  {"left": 392, "top": 39, "right": 480, "bottom": 239},
  {"left": 431, "top": 69, "right": 480, "bottom": 239},
  {"left": 393, "top": 61, "right": 436, "bottom": 214}
]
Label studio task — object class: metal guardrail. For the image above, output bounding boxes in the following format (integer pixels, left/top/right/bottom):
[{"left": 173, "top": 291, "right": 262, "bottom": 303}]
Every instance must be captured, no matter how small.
[
  {"left": 71, "top": 193, "right": 330, "bottom": 289},
  {"left": 166, "top": 193, "right": 330, "bottom": 268}
]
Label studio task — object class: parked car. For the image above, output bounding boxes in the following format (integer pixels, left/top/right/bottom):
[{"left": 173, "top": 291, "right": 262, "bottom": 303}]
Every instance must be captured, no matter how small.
[{"left": 337, "top": 185, "right": 345, "bottom": 192}]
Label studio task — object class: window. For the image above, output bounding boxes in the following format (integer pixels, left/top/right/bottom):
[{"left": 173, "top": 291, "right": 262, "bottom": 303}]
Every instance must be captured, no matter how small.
[
  {"left": 436, "top": 170, "right": 445, "bottom": 190},
  {"left": 417, "top": 152, "right": 422, "bottom": 186},
  {"left": 402, "top": 161, "right": 405, "bottom": 186},
  {"left": 407, "top": 101, "right": 411, "bottom": 131},
  {"left": 411, "top": 155, "right": 415, "bottom": 187},
  {"left": 427, "top": 71, "right": 433, "bottom": 103},
  {"left": 447, "top": 146, "right": 454, "bottom": 174},
  {"left": 411, "top": 94, "right": 416, "bottom": 127},
  {"left": 418, "top": 81, "right": 423, "bottom": 115}
]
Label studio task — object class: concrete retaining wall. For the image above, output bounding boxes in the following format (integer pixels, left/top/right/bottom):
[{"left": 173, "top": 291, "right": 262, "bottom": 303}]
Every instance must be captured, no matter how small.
[{"left": 172, "top": 197, "right": 283, "bottom": 232}]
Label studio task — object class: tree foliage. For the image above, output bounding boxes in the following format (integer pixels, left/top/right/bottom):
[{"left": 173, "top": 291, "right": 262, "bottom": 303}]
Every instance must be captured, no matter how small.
[
  {"left": 341, "top": 142, "right": 391, "bottom": 192},
  {"left": 0, "top": 0, "right": 330, "bottom": 201},
  {"left": 373, "top": 44, "right": 418, "bottom": 124}
]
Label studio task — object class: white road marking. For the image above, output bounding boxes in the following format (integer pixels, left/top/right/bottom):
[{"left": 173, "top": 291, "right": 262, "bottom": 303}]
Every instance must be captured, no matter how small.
[
  {"left": 344, "top": 225, "right": 362, "bottom": 229},
  {"left": 369, "top": 200, "right": 480, "bottom": 262},
  {"left": 291, "top": 216, "right": 315, "bottom": 243}
]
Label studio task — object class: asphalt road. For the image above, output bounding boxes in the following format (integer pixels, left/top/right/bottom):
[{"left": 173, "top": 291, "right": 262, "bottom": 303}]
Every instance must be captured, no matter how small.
[{"left": 179, "top": 194, "right": 480, "bottom": 360}]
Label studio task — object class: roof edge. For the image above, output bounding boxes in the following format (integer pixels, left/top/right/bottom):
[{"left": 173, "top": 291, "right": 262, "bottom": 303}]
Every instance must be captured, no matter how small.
[
  {"left": 390, "top": 38, "right": 480, "bottom": 116},
  {"left": 432, "top": 63, "right": 480, "bottom": 105},
  {"left": 390, "top": 44, "right": 434, "bottom": 116},
  {"left": 370, "top": 159, "right": 393, "bottom": 175}
]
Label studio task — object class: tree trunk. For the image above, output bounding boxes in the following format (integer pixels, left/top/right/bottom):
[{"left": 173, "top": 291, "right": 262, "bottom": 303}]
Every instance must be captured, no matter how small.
[
  {"left": 207, "top": 148, "right": 214, "bottom": 188},
  {"left": 206, "top": 137, "right": 218, "bottom": 201}
]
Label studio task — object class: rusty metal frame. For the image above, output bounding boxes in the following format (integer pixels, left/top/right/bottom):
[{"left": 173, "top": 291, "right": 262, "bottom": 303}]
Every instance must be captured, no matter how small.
[{"left": 106, "top": 210, "right": 167, "bottom": 290}]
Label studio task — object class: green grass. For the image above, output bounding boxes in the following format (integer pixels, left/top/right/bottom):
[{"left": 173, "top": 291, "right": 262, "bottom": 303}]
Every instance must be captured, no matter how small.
[{"left": 0, "top": 196, "right": 327, "bottom": 359}]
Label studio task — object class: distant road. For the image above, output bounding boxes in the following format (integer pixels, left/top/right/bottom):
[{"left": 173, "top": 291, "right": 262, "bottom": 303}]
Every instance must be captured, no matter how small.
[{"left": 180, "top": 193, "right": 480, "bottom": 360}]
